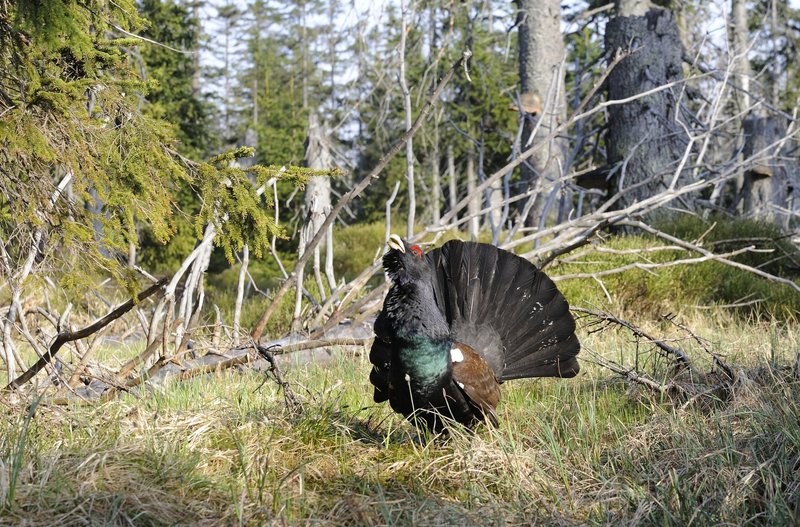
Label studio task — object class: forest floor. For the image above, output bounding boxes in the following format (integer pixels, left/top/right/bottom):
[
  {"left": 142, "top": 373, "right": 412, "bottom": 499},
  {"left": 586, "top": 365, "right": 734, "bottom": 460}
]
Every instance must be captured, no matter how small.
[{"left": 1, "top": 313, "right": 799, "bottom": 526}]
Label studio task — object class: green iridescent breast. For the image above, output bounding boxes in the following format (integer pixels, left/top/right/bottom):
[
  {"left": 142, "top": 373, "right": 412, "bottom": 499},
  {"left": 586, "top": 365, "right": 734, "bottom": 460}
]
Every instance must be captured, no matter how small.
[{"left": 397, "top": 335, "right": 450, "bottom": 386}]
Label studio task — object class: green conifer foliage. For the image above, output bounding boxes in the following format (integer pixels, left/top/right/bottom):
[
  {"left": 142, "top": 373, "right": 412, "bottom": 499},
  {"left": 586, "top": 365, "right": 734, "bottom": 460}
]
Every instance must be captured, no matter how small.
[
  {"left": 138, "top": 0, "right": 214, "bottom": 158},
  {"left": 0, "top": 0, "right": 308, "bottom": 289}
]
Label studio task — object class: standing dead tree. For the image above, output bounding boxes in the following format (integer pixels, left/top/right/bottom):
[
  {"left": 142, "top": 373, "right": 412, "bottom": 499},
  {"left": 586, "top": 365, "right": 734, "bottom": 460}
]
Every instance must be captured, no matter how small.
[
  {"left": 250, "top": 49, "right": 473, "bottom": 341},
  {"left": 515, "top": 0, "right": 569, "bottom": 228},
  {"left": 515, "top": 0, "right": 567, "bottom": 226},
  {"left": 399, "top": 0, "right": 416, "bottom": 239},
  {"left": 604, "top": 6, "right": 688, "bottom": 208},
  {"left": 293, "top": 114, "right": 336, "bottom": 333}
]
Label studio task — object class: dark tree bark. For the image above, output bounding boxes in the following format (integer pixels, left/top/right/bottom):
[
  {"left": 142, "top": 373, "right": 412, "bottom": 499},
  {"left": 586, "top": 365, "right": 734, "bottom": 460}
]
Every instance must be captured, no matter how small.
[
  {"left": 604, "top": 8, "right": 687, "bottom": 207},
  {"left": 741, "top": 114, "right": 791, "bottom": 227},
  {"left": 516, "top": 0, "right": 568, "bottom": 227}
]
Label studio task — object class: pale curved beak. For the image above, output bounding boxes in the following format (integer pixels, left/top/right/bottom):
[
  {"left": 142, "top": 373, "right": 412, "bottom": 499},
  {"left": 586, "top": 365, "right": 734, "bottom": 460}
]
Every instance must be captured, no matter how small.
[{"left": 388, "top": 233, "right": 405, "bottom": 253}]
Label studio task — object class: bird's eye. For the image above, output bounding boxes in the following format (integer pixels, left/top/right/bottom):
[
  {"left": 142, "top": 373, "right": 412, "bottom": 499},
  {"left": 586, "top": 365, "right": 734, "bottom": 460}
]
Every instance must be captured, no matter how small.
[{"left": 409, "top": 245, "right": 423, "bottom": 257}]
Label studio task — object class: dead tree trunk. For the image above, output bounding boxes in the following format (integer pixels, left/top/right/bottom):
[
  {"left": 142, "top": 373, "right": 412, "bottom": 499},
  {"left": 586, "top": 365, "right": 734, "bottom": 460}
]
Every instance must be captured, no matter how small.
[
  {"left": 233, "top": 244, "right": 249, "bottom": 345},
  {"left": 466, "top": 150, "right": 480, "bottom": 239},
  {"left": 730, "top": 0, "right": 751, "bottom": 112},
  {"left": 741, "top": 114, "right": 791, "bottom": 227},
  {"left": 399, "top": 0, "right": 415, "bottom": 238},
  {"left": 604, "top": 7, "right": 687, "bottom": 208},
  {"left": 447, "top": 144, "right": 457, "bottom": 216},
  {"left": 430, "top": 116, "right": 442, "bottom": 225},
  {"left": 709, "top": 0, "right": 753, "bottom": 209},
  {"left": 293, "top": 114, "right": 334, "bottom": 333},
  {"left": 516, "top": 0, "right": 568, "bottom": 227},
  {"left": 486, "top": 173, "right": 504, "bottom": 242}
]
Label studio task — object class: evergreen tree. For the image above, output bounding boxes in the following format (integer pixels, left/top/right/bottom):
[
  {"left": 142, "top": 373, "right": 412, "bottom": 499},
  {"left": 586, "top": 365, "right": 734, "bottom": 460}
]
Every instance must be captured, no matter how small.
[
  {"left": 138, "top": 0, "right": 214, "bottom": 158},
  {"left": 0, "top": 0, "right": 305, "bottom": 288}
]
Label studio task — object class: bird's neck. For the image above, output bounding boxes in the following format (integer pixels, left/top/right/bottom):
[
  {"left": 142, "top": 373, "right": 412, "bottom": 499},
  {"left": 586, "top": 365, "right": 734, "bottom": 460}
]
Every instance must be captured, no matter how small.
[
  {"left": 388, "top": 281, "right": 449, "bottom": 340},
  {"left": 387, "top": 281, "right": 452, "bottom": 386}
]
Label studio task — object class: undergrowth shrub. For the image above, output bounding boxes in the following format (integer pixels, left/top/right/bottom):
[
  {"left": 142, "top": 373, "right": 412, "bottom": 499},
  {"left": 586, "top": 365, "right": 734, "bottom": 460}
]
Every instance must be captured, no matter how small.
[
  {"left": 555, "top": 215, "right": 800, "bottom": 320},
  {"left": 657, "top": 214, "right": 799, "bottom": 277}
]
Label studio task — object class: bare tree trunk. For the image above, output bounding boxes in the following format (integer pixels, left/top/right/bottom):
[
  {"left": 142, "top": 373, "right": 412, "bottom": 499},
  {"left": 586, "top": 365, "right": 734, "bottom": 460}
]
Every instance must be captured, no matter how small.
[
  {"left": 731, "top": 0, "right": 751, "bottom": 111},
  {"left": 385, "top": 181, "right": 401, "bottom": 284},
  {"left": 233, "top": 244, "right": 249, "bottom": 345},
  {"left": 293, "top": 113, "right": 334, "bottom": 332},
  {"left": 427, "top": 7, "right": 441, "bottom": 226},
  {"left": 301, "top": 1, "right": 309, "bottom": 110},
  {"left": 291, "top": 248, "right": 305, "bottom": 333},
  {"left": 218, "top": 5, "right": 240, "bottom": 142},
  {"left": 710, "top": 0, "right": 752, "bottom": 209},
  {"left": 447, "top": 144, "right": 457, "bottom": 216},
  {"left": 400, "top": 0, "right": 415, "bottom": 238},
  {"left": 430, "top": 116, "right": 442, "bottom": 225},
  {"left": 324, "top": 225, "right": 336, "bottom": 294},
  {"left": 605, "top": 6, "right": 687, "bottom": 208},
  {"left": 516, "top": 0, "right": 568, "bottom": 227},
  {"left": 176, "top": 224, "right": 214, "bottom": 346},
  {"left": 487, "top": 176, "right": 503, "bottom": 242},
  {"left": 466, "top": 151, "right": 480, "bottom": 239}
]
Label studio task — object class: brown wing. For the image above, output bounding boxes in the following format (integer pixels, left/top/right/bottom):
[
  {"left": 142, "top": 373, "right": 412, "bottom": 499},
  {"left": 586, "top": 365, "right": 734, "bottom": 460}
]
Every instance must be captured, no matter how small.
[{"left": 451, "top": 343, "right": 501, "bottom": 426}]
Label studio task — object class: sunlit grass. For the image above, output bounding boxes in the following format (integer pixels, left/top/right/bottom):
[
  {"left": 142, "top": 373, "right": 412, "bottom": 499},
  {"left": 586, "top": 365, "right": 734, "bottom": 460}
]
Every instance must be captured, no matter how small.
[{"left": 2, "top": 314, "right": 799, "bottom": 526}]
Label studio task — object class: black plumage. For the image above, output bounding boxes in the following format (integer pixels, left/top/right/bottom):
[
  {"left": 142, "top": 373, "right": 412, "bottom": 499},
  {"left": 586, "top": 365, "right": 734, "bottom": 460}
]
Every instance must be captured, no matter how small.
[{"left": 369, "top": 235, "right": 580, "bottom": 432}]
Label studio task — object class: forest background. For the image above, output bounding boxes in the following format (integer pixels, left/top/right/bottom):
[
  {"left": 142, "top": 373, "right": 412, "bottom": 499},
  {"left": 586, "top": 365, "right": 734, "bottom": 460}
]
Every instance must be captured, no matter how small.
[{"left": 1, "top": 0, "right": 800, "bottom": 524}]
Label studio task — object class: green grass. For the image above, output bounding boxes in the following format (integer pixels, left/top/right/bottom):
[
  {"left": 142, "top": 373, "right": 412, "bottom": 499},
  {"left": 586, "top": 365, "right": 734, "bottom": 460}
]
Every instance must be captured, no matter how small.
[
  {"left": 2, "top": 317, "right": 799, "bottom": 526},
  {"left": 552, "top": 236, "right": 800, "bottom": 321}
]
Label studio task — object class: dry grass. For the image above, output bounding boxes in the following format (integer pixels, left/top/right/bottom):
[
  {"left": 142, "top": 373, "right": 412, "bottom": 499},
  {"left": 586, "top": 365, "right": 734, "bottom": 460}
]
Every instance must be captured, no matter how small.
[{"left": 1, "top": 315, "right": 799, "bottom": 526}]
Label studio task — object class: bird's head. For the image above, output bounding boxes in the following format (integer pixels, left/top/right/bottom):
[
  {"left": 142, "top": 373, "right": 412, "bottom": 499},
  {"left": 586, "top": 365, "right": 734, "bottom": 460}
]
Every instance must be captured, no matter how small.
[{"left": 383, "top": 234, "right": 428, "bottom": 286}]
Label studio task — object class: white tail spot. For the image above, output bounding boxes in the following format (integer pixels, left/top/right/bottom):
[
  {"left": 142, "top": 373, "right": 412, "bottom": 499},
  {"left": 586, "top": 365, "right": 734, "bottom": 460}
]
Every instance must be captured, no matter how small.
[
  {"left": 404, "top": 373, "right": 411, "bottom": 382},
  {"left": 450, "top": 348, "right": 464, "bottom": 363},
  {"left": 457, "top": 381, "right": 465, "bottom": 389}
]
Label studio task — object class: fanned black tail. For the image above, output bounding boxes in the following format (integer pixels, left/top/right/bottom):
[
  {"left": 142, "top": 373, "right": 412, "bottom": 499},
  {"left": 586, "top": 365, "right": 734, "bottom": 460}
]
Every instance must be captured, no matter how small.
[{"left": 427, "top": 240, "right": 579, "bottom": 381}]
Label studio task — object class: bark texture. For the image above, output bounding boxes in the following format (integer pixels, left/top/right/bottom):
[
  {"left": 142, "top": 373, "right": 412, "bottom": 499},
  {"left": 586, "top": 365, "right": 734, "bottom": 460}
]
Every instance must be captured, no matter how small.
[
  {"left": 605, "top": 8, "right": 686, "bottom": 206},
  {"left": 615, "top": 0, "right": 654, "bottom": 17},
  {"left": 516, "top": 0, "right": 568, "bottom": 227},
  {"left": 293, "top": 114, "right": 334, "bottom": 332},
  {"left": 741, "top": 114, "right": 791, "bottom": 227}
]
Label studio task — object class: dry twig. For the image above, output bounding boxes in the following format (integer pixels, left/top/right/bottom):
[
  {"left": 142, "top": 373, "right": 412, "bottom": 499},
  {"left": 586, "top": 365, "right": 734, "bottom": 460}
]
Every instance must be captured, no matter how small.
[
  {"left": 573, "top": 307, "right": 692, "bottom": 370},
  {"left": 4, "top": 277, "right": 168, "bottom": 392}
]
